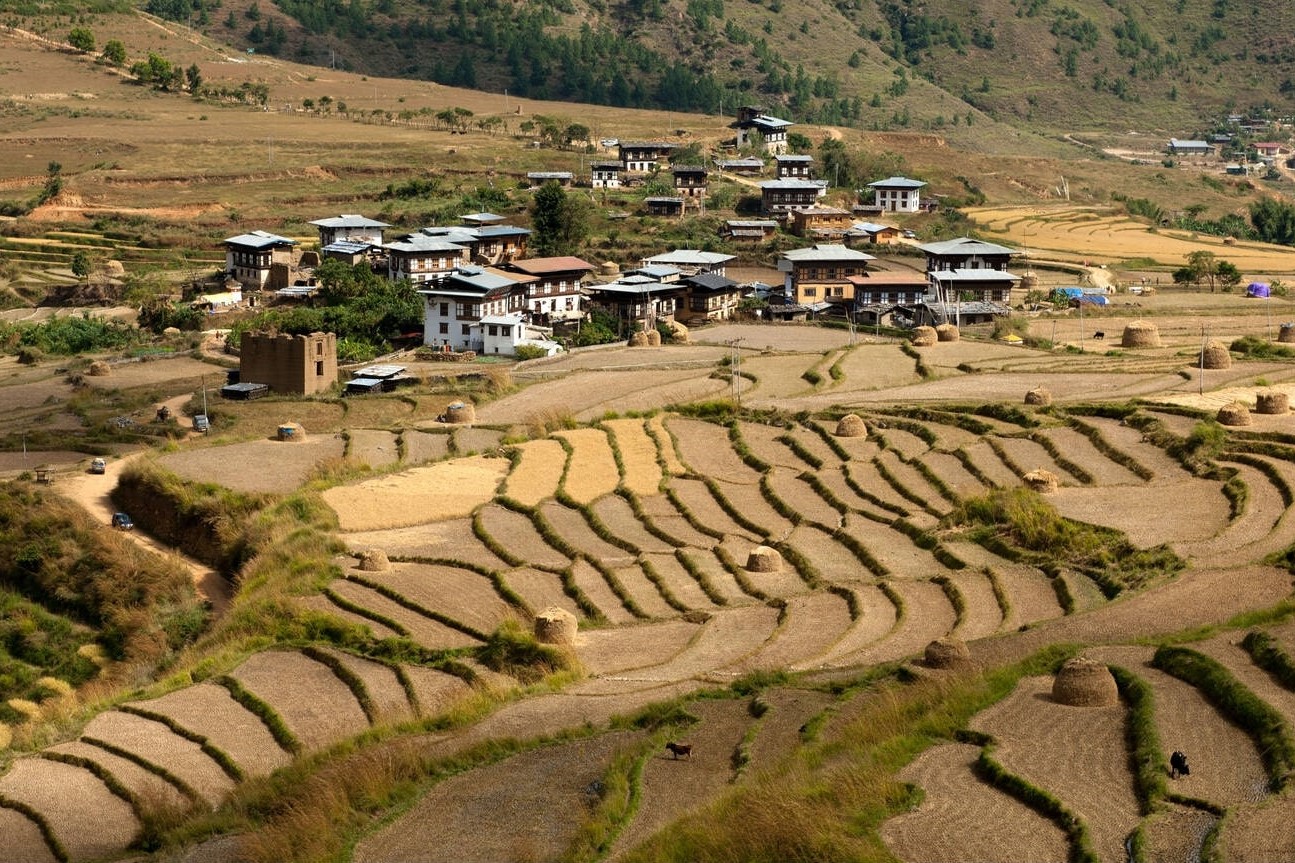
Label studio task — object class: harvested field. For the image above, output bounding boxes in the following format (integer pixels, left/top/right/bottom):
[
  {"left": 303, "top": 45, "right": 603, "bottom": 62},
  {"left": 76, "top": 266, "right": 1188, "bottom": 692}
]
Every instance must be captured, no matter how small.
[
  {"left": 839, "top": 514, "right": 943, "bottom": 579},
  {"left": 1049, "top": 477, "right": 1228, "bottom": 549},
  {"left": 363, "top": 562, "right": 515, "bottom": 635},
  {"left": 667, "top": 417, "right": 761, "bottom": 483},
  {"left": 80, "top": 355, "right": 222, "bottom": 390},
  {"left": 603, "top": 418, "right": 664, "bottom": 495},
  {"left": 79, "top": 710, "right": 236, "bottom": 807},
  {"left": 590, "top": 495, "right": 675, "bottom": 553},
  {"left": 871, "top": 426, "right": 930, "bottom": 460},
  {"left": 401, "top": 429, "right": 452, "bottom": 465},
  {"left": 569, "top": 558, "right": 639, "bottom": 625},
  {"left": 882, "top": 742, "right": 1070, "bottom": 863},
  {"left": 609, "top": 698, "right": 753, "bottom": 860},
  {"left": 692, "top": 324, "right": 853, "bottom": 353},
  {"left": 668, "top": 478, "right": 760, "bottom": 540},
  {"left": 969, "top": 675, "right": 1139, "bottom": 863},
  {"left": 710, "top": 478, "right": 795, "bottom": 538},
  {"left": 45, "top": 740, "right": 189, "bottom": 813},
  {"left": 742, "top": 592, "right": 853, "bottom": 671},
  {"left": 948, "top": 546, "right": 1065, "bottom": 630},
  {"left": 740, "top": 687, "right": 835, "bottom": 778},
  {"left": 736, "top": 420, "right": 806, "bottom": 470},
  {"left": 498, "top": 567, "right": 579, "bottom": 618},
  {"left": 1221, "top": 793, "right": 1295, "bottom": 863},
  {"left": 845, "top": 580, "right": 957, "bottom": 667},
  {"left": 0, "top": 449, "right": 91, "bottom": 478},
  {"left": 297, "top": 593, "right": 402, "bottom": 639},
  {"left": 339, "top": 395, "right": 416, "bottom": 428},
  {"left": 647, "top": 413, "right": 686, "bottom": 476},
  {"left": 477, "top": 367, "right": 726, "bottom": 423},
  {"left": 765, "top": 467, "right": 844, "bottom": 528},
  {"left": 845, "top": 461, "right": 919, "bottom": 513},
  {"left": 1193, "top": 634, "right": 1295, "bottom": 726},
  {"left": 346, "top": 428, "right": 400, "bottom": 469},
  {"left": 451, "top": 426, "right": 504, "bottom": 454},
  {"left": 554, "top": 427, "right": 620, "bottom": 503},
  {"left": 128, "top": 682, "right": 292, "bottom": 779},
  {"left": 356, "top": 732, "right": 646, "bottom": 863},
  {"left": 718, "top": 535, "right": 808, "bottom": 598},
  {"left": 0, "top": 805, "right": 58, "bottom": 863},
  {"left": 784, "top": 422, "right": 843, "bottom": 466},
  {"left": 611, "top": 563, "right": 676, "bottom": 618},
  {"left": 634, "top": 494, "right": 717, "bottom": 548},
  {"left": 1138, "top": 805, "right": 1216, "bottom": 863},
  {"left": 783, "top": 524, "right": 867, "bottom": 583},
  {"left": 156, "top": 436, "right": 345, "bottom": 494},
  {"left": 515, "top": 344, "right": 727, "bottom": 374},
  {"left": 1036, "top": 426, "right": 1144, "bottom": 486},
  {"left": 641, "top": 552, "right": 718, "bottom": 611},
  {"left": 329, "top": 579, "right": 483, "bottom": 649},
  {"left": 216, "top": 400, "right": 347, "bottom": 439},
  {"left": 675, "top": 547, "right": 757, "bottom": 605},
  {"left": 0, "top": 757, "right": 138, "bottom": 861},
  {"left": 503, "top": 438, "right": 566, "bottom": 506},
  {"left": 539, "top": 500, "right": 635, "bottom": 565},
  {"left": 315, "top": 647, "right": 413, "bottom": 723},
  {"left": 738, "top": 353, "right": 819, "bottom": 400},
  {"left": 228, "top": 650, "right": 372, "bottom": 751},
  {"left": 947, "top": 569, "right": 1005, "bottom": 641},
  {"left": 343, "top": 517, "right": 510, "bottom": 571},
  {"left": 818, "top": 585, "right": 900, "bottom": 666},
  {"left": 1085, "top": 645, "right": 1267, "bottom": 807},
  {"left": 826, "top": 344, "right": 922, "bottom": 394},
  {"left": 323, "top": 455, "right": 508, "bottom": 531},
  {"left": 578, "top": 619, "right": 700, "bottom": 676},
  {"left": 811, "top": 466, "right": 891, "bottom": 517},
  {"left": 400, "top": 666, "right": 473, "bottom": 719},
  {"left": 476, "top": 503, "right": 571, "bottom": 569},
  {"left": 986, "top": 436, "right": 1084, "bottom": 487},
  {"left": 917, "top": 450, "right": 988, "bottom": 499}
]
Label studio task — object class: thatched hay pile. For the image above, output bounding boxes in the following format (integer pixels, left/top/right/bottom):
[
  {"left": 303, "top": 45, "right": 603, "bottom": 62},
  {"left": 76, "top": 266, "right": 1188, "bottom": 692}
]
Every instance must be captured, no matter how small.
[
  {"left": 628, "top": 332, "right": 649, "bottom": 347},
  {"left": 1052, "top": 657, "right": 1119, "bottom": 707},
  {"left": 645, "top": 329, "right": 662, "bottom": 346},
  {"left": 746, "top": 545, "right": 783, "bottom": 573},
  {"left": 1280, "top": 323, "right": 1295, "bottom": 344},
  {"left": 1023, "top": 468, "right": 1059, "bottom": 493},
  {"left": 444, "top": 401, "right": 475, "bottom": 424},
  {"left": 104, "top": 260, "right": 126, "bottom": 277},
  {"left": 1256, "top": 391, "right": 1290, "bottom": 415},
  {"left": 1200, "top": 340, "right": 1232, "bottom": 369},
  {"left": 357, "top": 549, "right": 390, "bottom": 572},
  {"left": 1024, "top": 386, "right": 1052, "bottom": 406},
  {"left": 87, "top": 360, "right": 111, "bottom": 376},
  {"left": 936, "top": 323, "right": 960, "bottom": 342},
  {"left": 924, "top": 637, "right": 972, "bottom": 669},
  {"left": 1217, "top": 401, "right": 1252, "bottom": 426},
  {"left": 911, "top": 326, "right": 937, "bottom": 347},
  {"left": 277, "top": 422, "right": 307, "bottom": 442},
  {"left": 1120, "top": 320, "right": 1161, "bottom": 348},
  {"left": 533, "top": 606, "right": 578, "bottom": 645},
  {"left": 668, "top": 321, "right": 689, "bottom": 343},
  {"left": 835, "top": 413, "right": 867, "bottom": 438}
]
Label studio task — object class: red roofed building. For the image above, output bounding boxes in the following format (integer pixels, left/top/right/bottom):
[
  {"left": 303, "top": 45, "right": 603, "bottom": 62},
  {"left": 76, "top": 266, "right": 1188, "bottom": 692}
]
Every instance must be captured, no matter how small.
[{"left": 502, "top": 256, "right": 596, "bottom": 322}]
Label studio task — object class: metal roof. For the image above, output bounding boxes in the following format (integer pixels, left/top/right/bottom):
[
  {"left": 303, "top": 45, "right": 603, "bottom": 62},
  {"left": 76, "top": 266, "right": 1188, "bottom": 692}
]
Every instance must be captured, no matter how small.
[
  {"left": 224, "top": 230, "right": 296, "bottom": 248},
  {"left": 642, "top": 250, "right": 735, "bottom": 267},
  {"left": 866, "top": 176, "right": 927, "bottom": 189},
  {"left": 780, "top": 244, "right": 876, "bottom": 263},
  {"left": 310, "top": 215, "right": 390, "bottom": 228},
  {"left": 352, "top": 364, "right": 407, "bottom": 379},
  {"left": 929, "top": 268, "right": 1023, "bottom": 283},
  {"left": 919, "top": 236, "right": 1018, "bottom": 256}
]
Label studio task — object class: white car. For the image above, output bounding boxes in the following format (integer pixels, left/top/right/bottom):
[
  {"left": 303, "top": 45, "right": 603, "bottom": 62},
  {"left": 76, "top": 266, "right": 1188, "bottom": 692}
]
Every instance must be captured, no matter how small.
[
  {"left": 600, "top": 138, "right": 619, "bottom": 148},
  {"left": 89, "top": 458, "right": 107, "bottom": 474}
]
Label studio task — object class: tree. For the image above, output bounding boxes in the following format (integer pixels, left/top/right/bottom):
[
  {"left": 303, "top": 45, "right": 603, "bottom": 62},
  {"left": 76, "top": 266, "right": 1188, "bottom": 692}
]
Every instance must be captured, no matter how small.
[
  {"left": 1186, "top": 250, "right": 1222, "bottom": 292},
  {"left": 70, "top": 252, "right": 92, "bottom": 279},
  {"left": 531, "top": 181, "right": 589, "bottom": 257},
  {"left": 101, "top": 39, "right": 126, "bottom": 67},
  {"left": 185, "top": 64, "right": 202, "bottom": 93},
  {"left": 68, "top": 28, "right": 95, "bottom": 53},
  {"left": 1217, "top": 260, "right": 1242, "bottom": 291}
]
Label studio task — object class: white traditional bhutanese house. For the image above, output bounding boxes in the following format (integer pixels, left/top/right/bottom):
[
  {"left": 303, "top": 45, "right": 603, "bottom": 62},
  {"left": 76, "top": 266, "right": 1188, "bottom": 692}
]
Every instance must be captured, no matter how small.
[
  {"left": 417, "top": 266, "right": 524, "bottom": 351},
  {"left": 867, "top": 176, "right": 927, "bottom": 213},
  {"left": 640, "top": 250, "right": 735, "bottom": 277},
  {"left": 584, "top": 274, "right": 683, "bottom": 330},
  {"left": 475, "top": 314, "right": 561, "bottom": 357},
  {"left": 224, "top": 230, "right": 297, "bottom": 290},
  {"left": 590, "top": 161, "right": 623, "bottom": 189},
  {"left": 385, "top": 234, "right": 469, "bottom": 284},
  {"left": 731, "top": 105, "right": 794, "bottom": 154},
  {"left": 502, "top": 256, "right": 595, "bottom": 322},
  {"left": 309, "top": 215, "right": 390, "bottom": 248}
]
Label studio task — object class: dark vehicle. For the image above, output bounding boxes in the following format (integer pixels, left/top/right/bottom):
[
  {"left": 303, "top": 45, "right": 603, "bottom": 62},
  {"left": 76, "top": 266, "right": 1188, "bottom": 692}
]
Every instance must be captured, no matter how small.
[
  {"left": 193, "top": 414, "right": 210, "bottom": 433},
  {"left": 111, "top": 512, "right": 134, "bottom": 531}
]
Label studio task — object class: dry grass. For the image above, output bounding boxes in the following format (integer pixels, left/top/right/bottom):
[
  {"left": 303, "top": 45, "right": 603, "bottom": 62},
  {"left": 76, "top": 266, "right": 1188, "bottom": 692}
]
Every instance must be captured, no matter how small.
[
  {"left": 323, "top": 455, "right": 508, "bottom": 531},
  {"left": 554, "top": 428, "right": 619, "bottom": 504},
  {"left": 503, "top": 438, "right": 567, "bottom": 506}
]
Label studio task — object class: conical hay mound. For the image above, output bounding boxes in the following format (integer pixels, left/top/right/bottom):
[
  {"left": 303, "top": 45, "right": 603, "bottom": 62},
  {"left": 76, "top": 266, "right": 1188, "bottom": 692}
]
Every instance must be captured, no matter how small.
[
  {"left": 1052, "top": 657, "right": 1119, "bottom": 707},
  {"left": 911, "top": 326, "right": 937, "bottom": 347},
  {"left": 1280, "top": 323, "right": 1295, "bottom": 344},
  {"left": 645, "top": 329, "right": 662, "bottom": 346},
  {"left": 277, "top": 422, "right": 307, "bottom": 442},
  {"left": 835, "top": 413, "right": 868, "bottom": 438},
  {"left": 357, "top": 549, "right": 390, "bottom": 572},
  {"left": 444, "top": 401, "right": 475, "bottom": 424},
  {"left": 534, "top": 606, "right": 578, "bottom": 645},
  {"left": 1201, "top": 339, "right": 1232, "bottom": 369},
  {"left": 935, "top": 323, "right": 960, "bottom": 342},
  {"left": 628, "top": 332, "right": 649, "bottom": 347},
  {"left": 1256, "top": 391, "right": 1290, "bottom": 415},
  {"left": 1120, "top": 320, "right": 1161, "bottom": 348},
  {"left": 746, "top": 545, "right": 783, "bottom": 573},
  {"left": 1217, "top": 401, "right": 1252, "bottom": 426},
  {"left": 87, "top": 360, "right": 111, "bottom": 376},
  {"left": 1023, "top": 468, "right": 1059, "bottom": 493},
  {"left": 924, "top": 637, "right": 972, "bottom": 669},
  {"left": 1024, "top": 386, "right": 1052, "bottom": 406}
]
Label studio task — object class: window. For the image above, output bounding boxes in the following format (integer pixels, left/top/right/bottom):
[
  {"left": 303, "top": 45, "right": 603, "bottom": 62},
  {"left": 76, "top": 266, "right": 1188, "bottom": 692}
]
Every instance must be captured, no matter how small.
[
  {"left": 462, "top": 324, "right": 470, "bottom": 336},
  {"left": 439, "top": 322, "right": 449, "bottom": 334},
  {"left": 439, "top": 303, "right": 449, "bottom": 316},
  {"left": 804, "top": 287, "right": 818, "bottom": 298},
  {"left": 315, "top": 361, "right": 324, "bottom": 376}
]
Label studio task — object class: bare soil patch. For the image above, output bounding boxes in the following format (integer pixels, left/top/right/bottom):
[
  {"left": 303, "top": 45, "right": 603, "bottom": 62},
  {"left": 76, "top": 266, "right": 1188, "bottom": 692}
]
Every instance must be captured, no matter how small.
[
  {"left": 1221, "top": 792, "right": 1295, "bottom": 863},
  {"left": 478, "top": 367, "right": 726, "bottom": 424},
  {"left": 611, "top": 563, "right": 676, "bottom": 618},
  {"left": 736, "top": 420, "right": 806, "bottom": 470},
  {"left": 742, "top": 592, "right": 853, "bottom": 672},
  {"left": 569, "top": 558, "right": 638, "bottom": 625},
  {"left": 603, "top": 417, "right": 663, "bottom": 495},
  {"left": 667, "top": 416, "right": 760, "bottom": 483},
  {"left": 647, "top": 414, "right": 686, "bottom": 476},
  {"left": 346, "top": 428, "right": 400, "bottom": 469},
  {"left": 948, "top": 569, "right": 1005, "bottom": 641},
  {"left": 840, "top": 515, "right": 943, "bottom": 579},
  {"left": 329, "top": 579, "right": 482, "bottom": 650},
  {"left": 634, "top": 493, "right": 717, "bottom": 548},
  {"left": 80, "top": 355, "right": 224, "bottom": 391},
  {"left": 578, "top": 619, "right": 701, "bottom": 677},
  {"left": 818, "top": 584, "right": 900, "bottom": 667},
  {"left": 451, "top": 426, "right": 504, "bottom": 454},
  {"left": 0, "top": 802, "right": 59, "bottom": 863},
  {"left": 229, "top": 650, "right": 371, "bottom": 751},
  {"left": 668, "top": 478, "right": 760, "bottom": 540},
  {"left": 872, "top": 427, "right": 930, "bottom": 460},
  {"left": 47, "top": 740, "right": 189, "bottom": 813},
  {"left": 324, "top": 455, "right": 508, "bottom": 531},
  {"left": 782, "top": 524, "right": 863, "bottom": 583},
  {"left": 79, "top": 710, "right": 237, "bottom": 807},
  {"left": 497, "top": 567, "right": 579, "bottom": 619},
  {"left": 1036, "top": 426, "right": 1144, "bottom": 486},
  {"left": 710, "top": 478, "right": 795, "bottom": 539},
  {"left": 401, "top": 429, "right": 452, "bottom": 465},
  {"left": 158, "top": 436, "right": 345, "bottom": 494},
  {"left": 740, "top": 353, "right": 818, "bottom": 400},
  {"left": 0, "top": 449, "right": 91, "bottom": 477},
  {"left": 342, "top": 517, "right": 510, "bottom": 571},
  {"left": 845, "top": 460, "right": 922, "bottom": 513},
  {"left": 502, "top": 438, "right": 565, "bottom": 506},
  {"left": 590, "top": 495, "right": 674, "bottom": 554},
  {"left": 717, "top": 535, "right": 806, "bottom": 599},
  {"left": 691, "top": 323, "right": 853, "bottom": 353},
  {"left": 1049, "top": 477, "right": 1229, "bottom": 549},
  {"left": 826, "top": 344, "right": 922, "bottom": 395},
  {"left": 675, "top": 547, "right": 757, "bottom": 605},
  {"left": 766, "top": 468, "right": 843, "bottom": 528},
  {"left": 847, "top": 580, "right": 958, "bottom": 667},
  {"left": 959, "top": 440, "right": 1023, "bottom": 488},
  {"left": 361, "top": 561, "right": 515, "bottom": 636},
  {"left": 917, "top": 450, "right": 988, "bottom": 499},
  {"left": 539, "top": 500, "right": 635, "bottom": 566},
  {"left": 316, "top": 647, "right": 413, "bottom": 723},
  {"left": 640, "top": 552, "right": 717, "bottom": 611},
  {"left": 0, "top": 757, "right": 138, "bottom": 861},
  {"left": 991, "top": 437, "right": 1085, "bottom": 487}
]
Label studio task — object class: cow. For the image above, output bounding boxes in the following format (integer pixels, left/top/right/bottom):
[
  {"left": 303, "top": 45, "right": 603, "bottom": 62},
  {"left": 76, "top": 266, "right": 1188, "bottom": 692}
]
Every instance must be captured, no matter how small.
[
  {"left": 1170, "top": 750, "right": 1190, "bottom": 778},
  {"left": 1093, "top": 331, "right": 1105, "bottom": 340},
  {"left": 665, "top": 742, "right": 693, "bottom": 760}
]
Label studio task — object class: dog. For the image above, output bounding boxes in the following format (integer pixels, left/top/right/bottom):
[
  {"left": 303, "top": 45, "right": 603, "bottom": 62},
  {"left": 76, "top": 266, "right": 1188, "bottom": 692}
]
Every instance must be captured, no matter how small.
[
  {"left": 1170, "top": 750, "right": 1190, "bottom": 778},
  {"left": 665, "top": 741, "right": 693, "bottom": 760}
]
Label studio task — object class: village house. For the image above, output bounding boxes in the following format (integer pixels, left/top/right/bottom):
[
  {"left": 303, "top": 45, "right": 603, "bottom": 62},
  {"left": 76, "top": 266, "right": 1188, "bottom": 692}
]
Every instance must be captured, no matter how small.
[
  {"left": 777, "top": 244, "right": 876, "bottom": 306},
  {"left": 527, "top": 171, "right": 574, "bottom": 187},
  {"left": 907, "top": 299, "right": 1012, "bottom": 327},
  {"left": 790, "top": 205, "right": 854, "bottom": 238},
  {"left": 384, "top": 234, "right": 469, "bottom": 284},
  {"left": 590, "top": 161, "right": 623, "bottom": 188},
  {"left": 413, "top": 224, "right": 531, "bottom": 265},
  {"left": 309, "top": 215, "right": 389, "bottom": 248},
  {"left": 850, "top": 269, "right": 931, "bottom": 310},
  {"left": 759, "top": 179, "right": 823, "bottom": 216},
  {"left": 224, "top": 230, "right": 297, "bottom": 290},
  {"left": 460, "top": 212, "right": 506, "bottom": 227},
  {"left": 1253, "top": 142, "right": 1286, "bottom": 161},
  {"left": 928, "top": 269, "right": 1021, "bottom": 305},
  {"left": 847, "top": 222, "right": 903, "bottom": 244},
  {"left": 715, "top": 158, "right": 764, "bottom": 176},
  {"left": 502, "top": 255, "right": 595, "bottom": 322},
  {"left": 635, "top": 263, "right": 683, "bottom": 284},
  {"left": 867, "top": 176, "right": 927, "bottom": 213},
  {"left": 417, "top": 266, "right": 526, "bottom": 352},
  {"left": 474, "top": 313, "right": 560, "bottom": 357},
  {"left": 672, "top": 165, "right": 708, "bottom": 198},
  {"left": 640, "top": 250, "right": 735, "bottom": 277},
  {"left": 584, "top": 274, "right": 683, "bottom": 331},
  {"left": 1168, "top": 138, "right": 1214, "bottom": 157},
  {"left": 239, "top": 331, "right": 337, "bottom": 395},
  {"left": 730, "top": 105, "right": 794, "bottom": 154},
  {"left": 920, "top": 236, "right": 1018, "bottom": 273},
  {"left": 644, "top": 196, "right": 685, "bottom": 218},
  {"left": 774, "top": 154, "right": 814, "bottom": 180},
  {"left": 619, "top": 141, "right": 677, "bottom": 174},
  {"left": 723, "top": 219, "right": 778, "bottom": 241},
  {"left": 680, "top": 272, "right": 745, "bottom": 323}
]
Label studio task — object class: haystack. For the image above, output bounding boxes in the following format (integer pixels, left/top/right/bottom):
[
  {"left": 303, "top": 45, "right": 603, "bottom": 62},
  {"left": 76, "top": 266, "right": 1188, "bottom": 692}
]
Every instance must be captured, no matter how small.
[
  {"left": 668, "top": 321, "right": 690, "bottom": 343},
  {"left": 444, "top": 401, "right": 475, "bottom": 424},
  {"left": 645, "top": 329, "right": 662, "bottom": 346},
  {"left": 1256, "top": 390, "right": 1290, "bottom": 415},
  {"left": 911, "top": 326, "right": 937, "bottom": 347},
  {"left": 1024, "top": 386, "right": 1052, "bottom": 406},
  {"left": 1200, "top": 339, "right": 1232, "bottom": 369},
  {"left": 746, "top": 545, "right": 783, "bottom": 573},
  {"left": 924, "top": 637, "right": 972, "bottom": 669},
  {"left": 1120, "top": 320, "right": 1161, "bottom": 348},
  {"left": 1280, "top": 323, "right": 1295, "bottom": 344},
  {"left": 1023, "top": 468, "right": 1059, "bottom": 493},
  {"left": 357, "top": 549, "right": 390, "bottom": 572},
  {"left": 104, "top": 260, "right": 126, "bottom": 277},
  {"left": 935, "top": 323, "right": 960, "bottom": 342},
  {"left": 628, "top": 332, "right": 649, "bottom": 347},
  {"left": 87, "top": 360, "right": 111, "bottom": 376},
  {"left": 533, "top": 606, "right": 578, "bottom": 645},
  {"left": 1217, "top": 401, "right": 1252, "bottom": 426},
  {"left": 835, "top": 413, "right": 867, "bottom": 438},
  {"left": 277, "top": 422, "right": 307, "bottom": 442},
  {"left": 1052, "top": 657, "right": 1119, "bottom": 707},
  {"left": 162, "top": 326, "right": 182, "bottom": 338}
]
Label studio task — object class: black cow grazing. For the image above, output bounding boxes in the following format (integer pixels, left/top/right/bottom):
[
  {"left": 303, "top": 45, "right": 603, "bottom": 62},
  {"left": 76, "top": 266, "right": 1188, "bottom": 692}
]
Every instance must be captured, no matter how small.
[
  {"left": 1170, "top": 750, "right": 1190, "bottom": 778},
  {"left": 665, "top": 742, "right": 693, "bottom": 760},
  {"left": 1093, "top": 331, "right": 1105, "bottom": 340}
]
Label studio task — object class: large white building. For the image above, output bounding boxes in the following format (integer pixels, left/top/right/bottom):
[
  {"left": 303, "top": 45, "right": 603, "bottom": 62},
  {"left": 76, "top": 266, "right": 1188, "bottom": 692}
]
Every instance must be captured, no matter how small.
[
  {"left": 417, "top": 267, "right": 523, "bottom": 351},
  {"left": 867, "top": 176, "right": 927, "bottom": 213}
]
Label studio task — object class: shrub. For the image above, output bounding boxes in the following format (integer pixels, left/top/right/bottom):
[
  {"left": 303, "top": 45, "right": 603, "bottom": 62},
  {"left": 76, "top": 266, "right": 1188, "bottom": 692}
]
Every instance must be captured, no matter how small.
[{"left": 514, "top": 344, "right": 548, "bottom": 361}]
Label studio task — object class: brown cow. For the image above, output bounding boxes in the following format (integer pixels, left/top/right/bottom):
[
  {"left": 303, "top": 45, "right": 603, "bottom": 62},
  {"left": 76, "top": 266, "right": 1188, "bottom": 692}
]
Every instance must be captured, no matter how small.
[{"left": 665, "top": 742, "right": 693, "bottom": 760}]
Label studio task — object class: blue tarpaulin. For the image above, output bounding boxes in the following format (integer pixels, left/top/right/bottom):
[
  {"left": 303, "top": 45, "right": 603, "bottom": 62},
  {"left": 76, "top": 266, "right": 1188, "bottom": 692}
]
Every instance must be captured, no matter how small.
[{"left": 1248, "top": 282, "right": 1271, "bottom": 298}]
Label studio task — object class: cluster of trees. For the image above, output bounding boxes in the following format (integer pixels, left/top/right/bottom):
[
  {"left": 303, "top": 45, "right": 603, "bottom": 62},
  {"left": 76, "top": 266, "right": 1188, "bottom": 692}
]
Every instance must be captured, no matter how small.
[
  {"left": 530, "top": 181, "right": 590, "bottom": 257},
  {"left": 0, "top": 312, "right": 139, "bottom": 360},
  {"left": 129, "top": 53, "right": 202, "bottom": 92},
  {"left": 1172, "top": 250, "right": 1242, "bottom": 292}
]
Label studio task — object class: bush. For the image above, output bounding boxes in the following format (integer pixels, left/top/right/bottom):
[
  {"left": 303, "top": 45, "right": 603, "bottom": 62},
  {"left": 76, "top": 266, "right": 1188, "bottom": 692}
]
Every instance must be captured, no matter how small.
[{"left": 513, "top": 344, "right": 548, "bottom": 361}]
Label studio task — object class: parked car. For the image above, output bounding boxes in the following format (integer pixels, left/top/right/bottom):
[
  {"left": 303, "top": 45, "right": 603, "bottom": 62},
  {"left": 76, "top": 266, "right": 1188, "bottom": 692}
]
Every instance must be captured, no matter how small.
[
  {"left": 902, "top": 229, "right": 918, "bottom": 239},
  {"left": 193, "top": 414, "right": 210, "bottom": 433},
  {"left": 89, "top": 458, "right": 107, "bottom": 474},
  {"left": 111, "top": 512, "right": 134, "bottom": 531}
]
